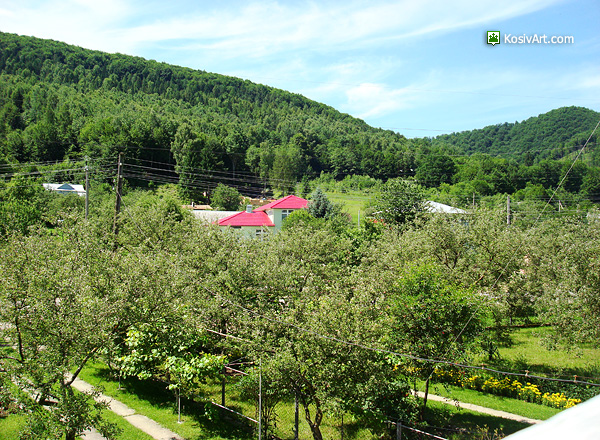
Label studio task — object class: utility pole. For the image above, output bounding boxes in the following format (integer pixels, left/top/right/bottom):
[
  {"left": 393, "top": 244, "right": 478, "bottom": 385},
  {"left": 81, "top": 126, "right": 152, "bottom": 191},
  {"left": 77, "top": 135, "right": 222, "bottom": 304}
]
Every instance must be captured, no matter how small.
[
  {"left": 113, "top": 153, "right": 123, "bottom": 238},
  {"left": 84, "top": 156, "right": 89, "bottom": 220}
]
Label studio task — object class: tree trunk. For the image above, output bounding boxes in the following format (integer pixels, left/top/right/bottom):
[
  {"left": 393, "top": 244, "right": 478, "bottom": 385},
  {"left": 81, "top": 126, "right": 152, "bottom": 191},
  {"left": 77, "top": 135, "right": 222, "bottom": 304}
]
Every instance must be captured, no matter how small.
[
  {"left": 306, "top": 408, "right": 323, "bottom": 440},
  {"left": 302, "top": 400, "right": 324, "bottom": 440}
]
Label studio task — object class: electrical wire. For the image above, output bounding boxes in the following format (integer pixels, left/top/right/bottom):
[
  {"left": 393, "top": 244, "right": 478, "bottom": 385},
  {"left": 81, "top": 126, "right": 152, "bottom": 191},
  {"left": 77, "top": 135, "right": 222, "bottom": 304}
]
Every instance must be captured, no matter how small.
[{"left": 428, "top": 116, "right": 600, "bottom": 383}]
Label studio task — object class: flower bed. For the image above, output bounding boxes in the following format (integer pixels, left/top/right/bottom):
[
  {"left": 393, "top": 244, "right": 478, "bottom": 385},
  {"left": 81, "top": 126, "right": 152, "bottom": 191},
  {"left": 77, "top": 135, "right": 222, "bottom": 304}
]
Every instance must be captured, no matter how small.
[{"left": 431, "top": 368, "right": 581, "bottom": 409}]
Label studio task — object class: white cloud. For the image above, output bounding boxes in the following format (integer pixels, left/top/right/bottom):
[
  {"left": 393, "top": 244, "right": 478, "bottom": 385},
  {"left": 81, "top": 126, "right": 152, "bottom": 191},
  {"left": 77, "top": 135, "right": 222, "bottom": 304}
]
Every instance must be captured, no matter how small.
[{"left": 66, "top": 0, "right": 566, "bottom": 58}]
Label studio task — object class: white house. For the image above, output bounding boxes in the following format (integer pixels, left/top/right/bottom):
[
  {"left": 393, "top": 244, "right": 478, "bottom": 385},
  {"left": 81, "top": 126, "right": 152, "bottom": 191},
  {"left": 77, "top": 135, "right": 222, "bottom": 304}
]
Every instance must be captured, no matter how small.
[{"left": 218, "top": 195, "right": 309, "bottom": 237}]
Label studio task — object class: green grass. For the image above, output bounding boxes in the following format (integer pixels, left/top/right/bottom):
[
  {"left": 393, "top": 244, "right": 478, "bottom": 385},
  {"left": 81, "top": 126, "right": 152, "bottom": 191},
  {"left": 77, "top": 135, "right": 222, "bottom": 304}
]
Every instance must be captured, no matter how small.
[
  {"left": 79, "top": 362, "right": 255, "bottom": 440},
  {"left": 425, "top": 382, "right": 561, "bottom": 421},
  {"left": 424, "top": 400, "right": 531, "bottom": 439},
  {"left": 0, "top": 414, "right": 27, "bottom": 440},
  {"left": 101, "top": 408, "right": 156, "bottom": 440},
  {"left": 80, "top": 360, "right": 543, "bottom": 440},
  {"left": 493, "top": 327, "right": 600, "bottom": 377},
  {"left": 326, "top": 191, "right": 371, "bottom": 224}
]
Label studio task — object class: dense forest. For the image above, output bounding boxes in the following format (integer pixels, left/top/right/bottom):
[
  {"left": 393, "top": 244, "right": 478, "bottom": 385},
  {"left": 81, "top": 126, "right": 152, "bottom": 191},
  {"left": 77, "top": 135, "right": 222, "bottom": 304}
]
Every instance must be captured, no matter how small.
[{"left": 1, "top": 31, "right": 599, "bottom": 207}]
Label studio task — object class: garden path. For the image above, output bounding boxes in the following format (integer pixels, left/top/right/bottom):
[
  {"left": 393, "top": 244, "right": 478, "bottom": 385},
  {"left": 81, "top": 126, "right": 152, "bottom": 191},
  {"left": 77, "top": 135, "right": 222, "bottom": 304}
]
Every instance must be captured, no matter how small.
[
  {"left": 69, "top": 375, "right": 183, "bottom": 440},
  {"left": 414, "top": 390, "right": 542, "bottom": 424}
]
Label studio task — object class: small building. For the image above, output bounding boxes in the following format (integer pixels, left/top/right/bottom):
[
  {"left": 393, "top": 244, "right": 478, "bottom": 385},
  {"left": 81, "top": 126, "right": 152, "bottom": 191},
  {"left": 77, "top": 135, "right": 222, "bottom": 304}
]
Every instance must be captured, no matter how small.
[
  {"left": 218, "top": 205, "right": 275, "bottom": 238},
  {"left": 253, "top": 195, "right": 309, "bottom": 231},
  {"left": 425, "top": 201, "right": 467, "bottom": 214},
  {"left": 42, "top": 183, "right": 86, "bottom": 196},
  {"left": 218, "top": 195, "right": 309, "bottom": 237}
]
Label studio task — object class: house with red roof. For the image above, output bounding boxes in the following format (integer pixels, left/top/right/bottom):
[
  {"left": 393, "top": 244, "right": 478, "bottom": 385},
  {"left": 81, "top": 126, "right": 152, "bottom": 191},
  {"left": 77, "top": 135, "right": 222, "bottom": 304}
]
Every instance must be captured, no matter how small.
[{"left": 218, "top": 195, "right": 308, "bottom": 237}]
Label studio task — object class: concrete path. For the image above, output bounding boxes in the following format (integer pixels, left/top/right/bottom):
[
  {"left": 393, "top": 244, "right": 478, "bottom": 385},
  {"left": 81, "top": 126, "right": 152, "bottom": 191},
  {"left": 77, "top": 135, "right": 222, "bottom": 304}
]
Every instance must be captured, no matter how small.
[
  {"left": 414, "top": 391, "right": 543, "bottom": 425},
  {"left": 70, "top": 375, "right": 184, "bottom": 440},
  {"left": 81, "top": 427, "right": 109, "bottom": 440}
]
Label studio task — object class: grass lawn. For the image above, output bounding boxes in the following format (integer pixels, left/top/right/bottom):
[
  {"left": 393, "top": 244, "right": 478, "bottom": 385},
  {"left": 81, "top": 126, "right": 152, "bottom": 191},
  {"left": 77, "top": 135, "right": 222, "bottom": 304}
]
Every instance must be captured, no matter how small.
[
  {"left": 79, "top": 360, "right": 546, "bottom": 440},
  {"left": 424, "top": 400, "right": 531, "bottom": 439},
  {"left": 80, "top": 361, "right": 373, "bottom": 440},
  {"left": 424, "top": 382, "right": 560, "bottom": 421},
  {"left": 492, "top": 327, "right": 600, "bottom": 378},
  {"left": 80, "top": 361, "right": 259, "bottom": 440},
  {"left": 0, "top": 414, "right": 27, "bottom": 440},
  {"left": 101, "top": 408, "right": 156, "bottom": 440},
  {"left": 326, "top": 191, "right": 371, "bottom": 225}
]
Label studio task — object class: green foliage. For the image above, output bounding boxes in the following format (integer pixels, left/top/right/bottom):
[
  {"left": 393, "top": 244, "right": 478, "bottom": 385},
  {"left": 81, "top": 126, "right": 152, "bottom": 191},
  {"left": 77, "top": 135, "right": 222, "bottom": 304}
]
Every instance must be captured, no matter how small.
[
  {"left": 368, "top": 178, "right": 426, "bottom": 225},
  {"left": 433, "top": 106, "right": 600, "bottom": 162},
  {"left": 307, "top": 187, "right": 342, "bottom": 219},
  {"left": 210, "top": 183, "right": 242, "bottom": 211}
]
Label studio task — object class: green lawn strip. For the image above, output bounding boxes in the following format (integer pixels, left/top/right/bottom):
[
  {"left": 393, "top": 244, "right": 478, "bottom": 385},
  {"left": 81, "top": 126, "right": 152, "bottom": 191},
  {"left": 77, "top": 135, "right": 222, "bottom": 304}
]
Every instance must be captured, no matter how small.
[
  {"left": 493, "top": 327, "right": 600, "bottom": 376},
  {"left": 326, "top": 191, "right": 371, "bottom": 224},
  {"left": 81, "top": 362, "right": 374, "bottom": 440},
  {"left": 79, "top": 361, "right": 253, "bottom": 440},
  {"left": 100, "top": 408, "right": 156, "bottom": 440},
  {"left": 424, "top": 381, "right": 560, "bottom": 421},
  {"left": 424, "top": 399, "right": 532, "bottom": 439},
  {"left": 0, "top": 413, "right": 27, "bottom": 440}
]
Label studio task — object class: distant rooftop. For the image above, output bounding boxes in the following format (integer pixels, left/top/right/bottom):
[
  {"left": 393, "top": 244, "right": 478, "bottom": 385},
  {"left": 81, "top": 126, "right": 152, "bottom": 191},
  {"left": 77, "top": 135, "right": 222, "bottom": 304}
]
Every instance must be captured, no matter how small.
[
  {"left": 43, "top": 183, "right": 86, "bottom": 196},
  {"left": 425, "top": 201, "right": 467, "bottom": 214},
  {"left": 254, "top": 195, "right": 308, "bottom": 212},
  {"left": 218, "top": 211, "right": 274, "bottom": 227}
]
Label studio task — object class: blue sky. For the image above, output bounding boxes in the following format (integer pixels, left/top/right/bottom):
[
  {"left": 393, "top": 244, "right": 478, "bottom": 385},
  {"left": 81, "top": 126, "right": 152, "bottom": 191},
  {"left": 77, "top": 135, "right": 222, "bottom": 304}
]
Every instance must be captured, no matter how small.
[{"left": 1, "top": 0, "right": 599, "bottom": 137}]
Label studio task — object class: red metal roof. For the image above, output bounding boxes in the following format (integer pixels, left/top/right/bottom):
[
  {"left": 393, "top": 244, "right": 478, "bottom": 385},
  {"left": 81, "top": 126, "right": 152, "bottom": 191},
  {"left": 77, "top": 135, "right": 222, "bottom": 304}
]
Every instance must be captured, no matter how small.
[
  {"left": 254, "top": 195, "right": 308, "bottom": 212},
  {"left": 218, "top": 211, "right": 275, "bottom": 227}
]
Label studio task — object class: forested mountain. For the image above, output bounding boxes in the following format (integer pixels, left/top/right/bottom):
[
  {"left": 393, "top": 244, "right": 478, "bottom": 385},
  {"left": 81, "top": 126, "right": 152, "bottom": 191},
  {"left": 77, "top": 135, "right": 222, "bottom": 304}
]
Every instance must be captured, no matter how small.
[
  {"left": 0, "top": 31, "right": 426, "bottom": 197},
  {"left": 433, "top": 106, "right": 600, "bottom": 163},
  {"left": 1, "top": 32, "right": 599, "bottom": 204}
]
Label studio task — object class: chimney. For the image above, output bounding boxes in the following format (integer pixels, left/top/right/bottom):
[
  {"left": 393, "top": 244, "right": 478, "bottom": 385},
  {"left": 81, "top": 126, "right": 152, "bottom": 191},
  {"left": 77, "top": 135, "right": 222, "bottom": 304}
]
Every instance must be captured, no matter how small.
[{"left": 246, "top": 205, "right": 253, "bottom": 213}]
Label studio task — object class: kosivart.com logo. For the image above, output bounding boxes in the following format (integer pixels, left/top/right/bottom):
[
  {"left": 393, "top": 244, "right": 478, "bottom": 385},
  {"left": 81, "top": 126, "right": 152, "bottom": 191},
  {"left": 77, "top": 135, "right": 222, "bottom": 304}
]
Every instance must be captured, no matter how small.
[
  {"left": 486, "top": 30, "right": 574, "bottom": 46},
  {"left": 487, "top": 31, "right": 500, "bottom": 46}
]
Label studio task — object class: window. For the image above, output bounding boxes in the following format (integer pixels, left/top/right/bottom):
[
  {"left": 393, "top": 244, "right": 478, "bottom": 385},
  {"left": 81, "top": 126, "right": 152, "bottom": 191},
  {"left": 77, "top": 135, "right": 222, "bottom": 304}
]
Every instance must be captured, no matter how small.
[{"left": 281, "top": 209, "right": 294, "bottom": 221}]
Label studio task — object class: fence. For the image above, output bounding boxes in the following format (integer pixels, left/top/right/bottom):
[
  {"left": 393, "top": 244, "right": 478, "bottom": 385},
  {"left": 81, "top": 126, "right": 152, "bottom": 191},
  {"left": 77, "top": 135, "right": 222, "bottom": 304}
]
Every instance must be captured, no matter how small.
[{"left": 194, "top": 368, "right": 450, "bottom": 440}]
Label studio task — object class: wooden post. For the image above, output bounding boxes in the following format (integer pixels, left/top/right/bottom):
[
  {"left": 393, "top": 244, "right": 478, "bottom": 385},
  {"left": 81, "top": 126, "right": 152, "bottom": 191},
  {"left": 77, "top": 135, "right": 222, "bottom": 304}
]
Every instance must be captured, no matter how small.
[
  {"left": 396, "top": 421, "right": 402, "bottom": 440},
  {"left": 222, "top": 374, "right": 226, "bottom": 407},
  {"left": 507, "top": 195, "right": 511, "bottom": 226}
]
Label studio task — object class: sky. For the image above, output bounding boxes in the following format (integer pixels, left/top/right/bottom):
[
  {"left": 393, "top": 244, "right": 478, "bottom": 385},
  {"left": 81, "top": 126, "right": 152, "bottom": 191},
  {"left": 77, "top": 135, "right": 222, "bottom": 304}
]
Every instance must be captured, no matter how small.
[{"left": 1, "top": 0, "right": 599, "bottom": 138}]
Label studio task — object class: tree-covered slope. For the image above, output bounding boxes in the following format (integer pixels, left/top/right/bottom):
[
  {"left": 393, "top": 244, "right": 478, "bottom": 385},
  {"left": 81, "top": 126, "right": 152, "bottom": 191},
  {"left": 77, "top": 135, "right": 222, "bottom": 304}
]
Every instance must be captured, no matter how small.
[
  {"left": 1, "top": 32, "right": 600, "bottom": 204},
  {"left": 433, "top": 106, "right": 600, "bottom": 163},
  {"left": 0, "top": 31, "right": 424, "bottom": 196}
]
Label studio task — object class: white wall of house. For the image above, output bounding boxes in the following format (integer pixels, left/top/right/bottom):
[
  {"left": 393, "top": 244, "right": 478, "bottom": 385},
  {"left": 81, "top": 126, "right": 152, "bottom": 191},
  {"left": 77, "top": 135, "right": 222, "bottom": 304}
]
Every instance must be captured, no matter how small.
[
  {"left": 220, "top": 225, "right": 273, "bottom": 239},
  {"left": 266, "top": 208, "right": 295, "bottom": 230}
]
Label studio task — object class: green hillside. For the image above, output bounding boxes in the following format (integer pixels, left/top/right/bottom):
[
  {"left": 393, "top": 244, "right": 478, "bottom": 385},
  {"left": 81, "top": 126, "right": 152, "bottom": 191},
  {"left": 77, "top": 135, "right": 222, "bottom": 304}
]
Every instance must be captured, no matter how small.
[
  {"left": 0, "top": 31, "right": 423, "bottom": 197},
  {"left": 1, "top": 32, "right": 600, "bottom": 206},
  {"left": 433, "top": 106, "right": 600, "bottom": 163}
]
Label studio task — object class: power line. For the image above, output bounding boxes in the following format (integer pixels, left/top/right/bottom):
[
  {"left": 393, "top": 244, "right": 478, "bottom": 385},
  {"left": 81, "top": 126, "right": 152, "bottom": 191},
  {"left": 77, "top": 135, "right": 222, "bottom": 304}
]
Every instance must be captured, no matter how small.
[
  {"left": 196, "top": 283, "right": 600, "bottom": 388},
  {"left": 429, "top": 116, "right": 600, "bottom": 382}
]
